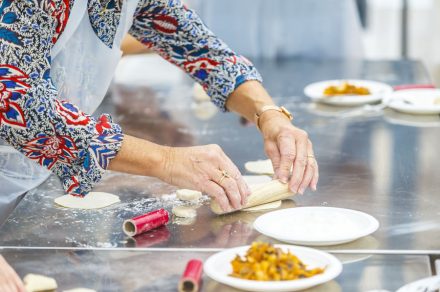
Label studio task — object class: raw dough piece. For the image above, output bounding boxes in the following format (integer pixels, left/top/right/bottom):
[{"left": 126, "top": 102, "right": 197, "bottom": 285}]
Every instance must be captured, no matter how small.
[
  {"left": 24, "top": 273, "right": 57, "bottom": 292},
  {"left": 54, "top": 192, "right": 120, "bottom": 209},
  {"left": 176, "top": 189, "right": 202, "bottom": 201},
  {"left": 172, "top": 206, "right": 197, "bottom": 218},
  {"left": 244, "top": 159, "right": 274, "bottom": 175},
  {"left": 63, "top": 289, "right": 96, "bottom": 292},
  {"left": 192, "top": 83, "right": 210, "bottom": 102},
  {"left": 192, "top": 101, "right": 217, "bottom": 120},
  {"left": 243, "top": 200, "right": 282, "bottom": 212}
]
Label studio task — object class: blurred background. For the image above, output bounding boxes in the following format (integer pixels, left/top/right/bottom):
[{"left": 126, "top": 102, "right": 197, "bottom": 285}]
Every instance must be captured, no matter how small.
[{"left": 180, "top": 0, "right": 440, "bottom": 85}]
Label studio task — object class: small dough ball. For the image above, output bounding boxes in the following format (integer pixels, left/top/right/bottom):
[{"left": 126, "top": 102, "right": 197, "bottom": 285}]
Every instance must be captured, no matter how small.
[
  {"left": 192, "top": 101, "right": 217, "bottom": 120},
  {"left": 63, "top": 289, "right": 96, "bottom": 292},
  {"left": 244, "top": 159, "right": 274, "bottom": 175},
  {"left": 172, "top": 206, "right": 197, "bottom": 218},
  {"left": 176, "top": 189, "right": 202, "bottom": 201},
  {"left": 24, "top": 273, "right": 57, "bottom": 292},
  {"left": 193, "top": 83, "right": 210, "bottom": 102}
]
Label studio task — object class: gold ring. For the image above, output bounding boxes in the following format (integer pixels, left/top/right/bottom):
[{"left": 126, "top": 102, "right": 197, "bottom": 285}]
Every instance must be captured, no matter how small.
[
  {"left": 307, "top": 155, "right": 315, "bottom": 159},
  {"left": 218, "top": 169, "right": 231, "bottom": 184}
]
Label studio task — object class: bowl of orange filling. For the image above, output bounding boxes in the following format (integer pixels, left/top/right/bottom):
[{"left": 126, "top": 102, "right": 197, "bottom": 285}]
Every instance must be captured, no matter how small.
[{"left": 204, "top": 242, "right": 342, "bottom": 291}]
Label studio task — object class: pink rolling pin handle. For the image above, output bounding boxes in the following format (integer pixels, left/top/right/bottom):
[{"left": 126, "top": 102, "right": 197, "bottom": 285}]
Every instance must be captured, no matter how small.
[
  {"left": 178, "top": 259, "right": 203, "bottom": 292},
  {"left": 123, "top": 209, "right": 169, "bottom": 237}
]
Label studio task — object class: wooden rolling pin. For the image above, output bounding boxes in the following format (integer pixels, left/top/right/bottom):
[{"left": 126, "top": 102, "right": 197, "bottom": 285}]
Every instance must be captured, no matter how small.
[{"left": 210, "top": 179, "right": 295, "bottom": 215}]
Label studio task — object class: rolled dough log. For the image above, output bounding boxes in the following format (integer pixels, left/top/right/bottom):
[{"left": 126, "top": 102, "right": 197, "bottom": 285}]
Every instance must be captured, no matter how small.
[
  {"left": 54, "top": 192, "right": 120, "bottom": 209},
  {"left": 63, "top": 289, "right": 96, "bottom": 292},
  {"left": 244, "top": 159, "right": 274, "bottom": 175},
  {"left": 211, "top": 180, "right": 294, "bottom": 215},
  {"left": 176, "top": 189, "right": 202, "bottom": 201},
  {"left": 243, "top": 200, "right": 282, "bottom": 212},
  {"left": 24, "top": 273, "right": 57, "bottom": 292},
  {"left": 172, "top": 206, "right": 197, "bottom": 218},
  {"left": 242, "top": 175, "right": 272, "bottom": 188}
]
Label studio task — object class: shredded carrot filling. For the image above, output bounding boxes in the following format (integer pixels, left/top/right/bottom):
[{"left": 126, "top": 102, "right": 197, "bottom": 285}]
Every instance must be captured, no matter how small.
[
  {"left": 230, "top": 242, "right": 325, "bottom": 281},
  {"left": 323, "top": 82, "right": 370, "bottom": 96}
]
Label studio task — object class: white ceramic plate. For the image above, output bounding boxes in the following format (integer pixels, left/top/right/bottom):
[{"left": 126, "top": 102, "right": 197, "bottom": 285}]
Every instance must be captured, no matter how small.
[
  {"left": 385, "top": 89, "right": 440, "bottom": 115},
  {"left": 254, "top": 207, "right": 379, "bottom": 246},
  {"left": 304, "top": 79, "right": 393, "bottom": 106},
  {"left": 204, "top": 244, "right": 342, "bottom": 292}
]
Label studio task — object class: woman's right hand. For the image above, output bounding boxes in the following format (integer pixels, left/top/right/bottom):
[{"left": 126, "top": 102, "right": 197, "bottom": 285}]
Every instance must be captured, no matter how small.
[
  {"left": 0, "top": 256, "right": 25, "bottom": 292},
  {"left": 159, "top": 144, "right": 251, "bottom": 212}
]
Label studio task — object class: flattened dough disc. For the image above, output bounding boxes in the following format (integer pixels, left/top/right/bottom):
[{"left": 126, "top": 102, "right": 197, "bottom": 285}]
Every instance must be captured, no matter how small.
[
  {"left": 243, "top": 200, "right": 282, "bottom": 212},
  {"left": 244, "top": 159, "right": 274, "bottom": 175},
  {"left": 24, "top": 273, "right": 57, "bottom": 292},
  {"left": 54, "top": 192, "right": 120, "bottom": 209}
]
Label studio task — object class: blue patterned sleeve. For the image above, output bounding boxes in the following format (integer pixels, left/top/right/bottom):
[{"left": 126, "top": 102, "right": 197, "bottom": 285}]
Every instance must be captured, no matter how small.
[
  {"left": 129, "top": 0, "right": 263, "bottom": 111},
  {"left": 0, "top": 1, "right": 123, "bottom": 196}
]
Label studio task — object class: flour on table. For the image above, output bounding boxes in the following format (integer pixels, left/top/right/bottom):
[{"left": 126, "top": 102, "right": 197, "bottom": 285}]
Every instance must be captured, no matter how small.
[
  {"left": 24, "top": 274, "right": 57, "bottom": 292},
  {"left": 243, "top": 200, "right": 282, "bottom": 212},
  {"left": 54, "top": 192, "right": 120, "bottom": 209},
  {"left": 244, "top": 159, "right": 274, "bottom": 175}
]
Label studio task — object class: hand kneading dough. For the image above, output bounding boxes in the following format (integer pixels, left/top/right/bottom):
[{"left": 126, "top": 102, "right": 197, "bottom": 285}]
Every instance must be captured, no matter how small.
[
  {"left": 54, "top": 192, "right": 120, "bottom": 209},
  {"left": 176, "top": 189, "right": 202, "bottom": 201},
  {"left": 243, "top": 200, "right": 282, "bottom": 212},
  {"left": 63, "top": 289, "right": 97, "bottom": 292},
  {"left": 24, "top": 273, "right": 57, "bottom": 292},
  {"left": 244, "top": 159, "right": 274, "bottom": 175},
  {"left": 172, "top": 206, "right": 197, "bottom": 218}
]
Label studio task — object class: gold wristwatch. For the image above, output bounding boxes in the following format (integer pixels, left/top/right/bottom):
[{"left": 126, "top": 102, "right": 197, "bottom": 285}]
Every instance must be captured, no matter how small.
[{"left": 255, "top": 105, "right": 293, "bottom": 131}]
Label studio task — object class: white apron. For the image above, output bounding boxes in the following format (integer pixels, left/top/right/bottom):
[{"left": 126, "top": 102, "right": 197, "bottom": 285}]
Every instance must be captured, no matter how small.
[{"left": 0, "top": 0, "right": 138, "bottom": 222}]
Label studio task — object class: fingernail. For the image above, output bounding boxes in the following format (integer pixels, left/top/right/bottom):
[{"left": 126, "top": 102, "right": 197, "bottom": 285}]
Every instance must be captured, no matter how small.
[
  {"left": 312, "top": 185, "right": 317, "bottom": 191},
  {"left": 280, "top": 177, "right": 288, "bottom": 184},
  {"left": 299, "top": 187, "right": 305, "bottom": 195}
]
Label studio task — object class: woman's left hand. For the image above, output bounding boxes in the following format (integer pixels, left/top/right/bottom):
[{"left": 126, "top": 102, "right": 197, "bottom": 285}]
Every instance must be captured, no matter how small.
[{"left": 259, "top": 111, "right": 319, "bottom": 194}]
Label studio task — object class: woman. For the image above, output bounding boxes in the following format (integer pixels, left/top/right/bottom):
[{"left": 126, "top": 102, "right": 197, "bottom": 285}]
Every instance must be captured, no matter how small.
[{"left": 0, "top": 0, "right": 318, "bottom": 213}]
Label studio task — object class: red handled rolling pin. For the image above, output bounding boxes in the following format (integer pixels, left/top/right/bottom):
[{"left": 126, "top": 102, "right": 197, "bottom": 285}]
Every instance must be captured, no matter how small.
[
  {"left": 123, "top": 209, "right": 169, "bottom": 236},
  {"left": 178, "top": 259, "right": 203, "bottom": 292}
]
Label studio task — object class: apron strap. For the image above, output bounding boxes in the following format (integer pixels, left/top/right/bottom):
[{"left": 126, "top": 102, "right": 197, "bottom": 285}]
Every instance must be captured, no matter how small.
[{"left": 51, "top": 0, "right": 88, "bottom": 58}]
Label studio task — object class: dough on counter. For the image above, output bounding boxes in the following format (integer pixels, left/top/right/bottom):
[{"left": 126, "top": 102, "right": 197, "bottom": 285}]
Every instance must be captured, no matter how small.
[
  {"left": 54, "top": 192, "right": 120, "bottom": 209},
  {"left": 176, "top": 189, "right": 202, "bottom": 201},
  {"left": 24, "top": 273, "right": 57, "bottom": 292},
  {"left": 244, "top": 159, "right": 274, "bottom": 175},
  {"left": 192, "top": 83, "right": 210, "bottom": 102},
  {"left": 172, "top": 206, "right": 197, "bottom": 218},
  {"left": 63, "top": 289, "right": 96, "bottom": 292},
  {"left": 243, "top": 200, "right": 282, "bottom": 212}
]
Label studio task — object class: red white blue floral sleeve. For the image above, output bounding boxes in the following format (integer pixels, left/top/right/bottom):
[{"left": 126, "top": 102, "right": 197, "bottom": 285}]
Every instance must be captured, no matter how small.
[
  {"left": 129, "top": 0, "right": 263, "bottom": 110},
  {"left": 0, "top": 1, "right": 123, "bottom": 196},
  {"left": 0, "top": 0, "right": 262, "bottom": 196}
]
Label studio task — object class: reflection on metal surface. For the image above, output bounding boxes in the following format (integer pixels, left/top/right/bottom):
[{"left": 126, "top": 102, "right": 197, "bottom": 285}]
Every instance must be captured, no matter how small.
[{"left": 125, "top": 226, "right": 171, "bottom": 248}]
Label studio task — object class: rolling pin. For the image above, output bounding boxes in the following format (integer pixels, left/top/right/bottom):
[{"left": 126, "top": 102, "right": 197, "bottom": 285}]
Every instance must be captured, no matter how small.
[{"left": 210, "top": 179, "right": 295, "bottom": 215}]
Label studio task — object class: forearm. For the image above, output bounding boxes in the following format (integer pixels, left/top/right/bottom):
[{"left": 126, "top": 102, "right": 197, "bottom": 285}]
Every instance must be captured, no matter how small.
[{"left": 108, "top": 135, "right": 168, "bottom": 179}]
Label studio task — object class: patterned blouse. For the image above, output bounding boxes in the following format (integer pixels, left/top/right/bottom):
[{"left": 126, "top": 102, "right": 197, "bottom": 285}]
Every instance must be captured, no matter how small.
[{"left": 0, "top": 0, "right": 262, "bottom": 196}]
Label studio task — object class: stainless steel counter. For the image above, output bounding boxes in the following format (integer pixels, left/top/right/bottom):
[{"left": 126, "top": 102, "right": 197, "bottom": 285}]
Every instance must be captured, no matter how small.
[
  {"left": 0, "top": 248, "right": 432, "bottom": 292},
  {"left": 0, "top": 57, "right": 439, "bottom": 290}
]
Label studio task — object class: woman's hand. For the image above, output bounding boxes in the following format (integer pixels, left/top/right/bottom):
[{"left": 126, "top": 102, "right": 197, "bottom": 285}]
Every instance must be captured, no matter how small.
[
  {"left": 0, "top": 256, "right": 25, "bottom": 292},
  {"left": 259, "top": 111, "right": 319, "bottom": 194},
  {"left": 160, "top": 145, "right": 251, "bottom": 212}
]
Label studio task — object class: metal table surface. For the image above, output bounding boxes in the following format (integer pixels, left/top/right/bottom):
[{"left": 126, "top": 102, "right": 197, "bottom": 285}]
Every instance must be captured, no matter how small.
[
  {"left": 0, "top": 248, "right": 432, "bottom": 292},
  {"left": 1, "top": 57, "right": 439, "bottom": 255}
]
